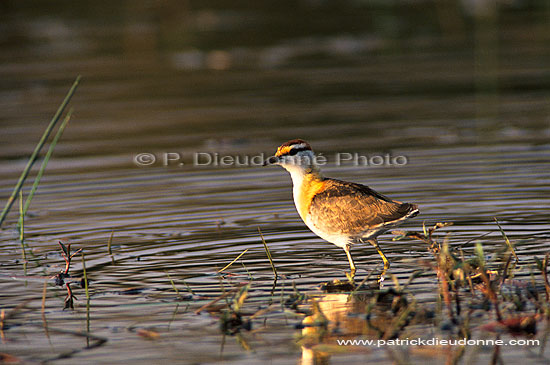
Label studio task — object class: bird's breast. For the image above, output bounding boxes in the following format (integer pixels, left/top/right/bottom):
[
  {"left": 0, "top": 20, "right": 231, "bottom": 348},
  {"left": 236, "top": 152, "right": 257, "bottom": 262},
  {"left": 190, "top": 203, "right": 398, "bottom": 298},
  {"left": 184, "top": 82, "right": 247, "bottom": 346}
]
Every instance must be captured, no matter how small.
[{"left": 293, "top": 174, "right": 327, "bottom": 222}]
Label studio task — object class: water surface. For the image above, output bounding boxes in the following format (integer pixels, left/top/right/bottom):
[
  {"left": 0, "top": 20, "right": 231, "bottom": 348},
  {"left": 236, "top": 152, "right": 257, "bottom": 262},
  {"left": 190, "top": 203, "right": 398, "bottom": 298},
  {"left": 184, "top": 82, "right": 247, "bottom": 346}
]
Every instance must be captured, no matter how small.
[{"left": 1, "top": 1, "right": 549, "bottom": 364}]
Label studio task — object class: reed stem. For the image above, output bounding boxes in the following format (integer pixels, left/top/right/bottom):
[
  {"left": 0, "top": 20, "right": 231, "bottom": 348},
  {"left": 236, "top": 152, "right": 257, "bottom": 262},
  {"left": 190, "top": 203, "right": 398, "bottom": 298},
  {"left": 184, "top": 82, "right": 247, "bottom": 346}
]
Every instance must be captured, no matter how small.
[
  {"left": 22, "top": 109, "right": 73, "bottom": 216},
  {"left": 0, "top": 76, "right": 81, "bottom": 227}
]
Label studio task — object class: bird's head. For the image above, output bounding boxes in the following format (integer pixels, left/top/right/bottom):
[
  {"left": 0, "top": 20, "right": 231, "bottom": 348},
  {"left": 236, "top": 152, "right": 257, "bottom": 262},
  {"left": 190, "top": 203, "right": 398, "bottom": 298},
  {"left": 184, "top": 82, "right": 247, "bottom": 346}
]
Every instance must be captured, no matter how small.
[{"left": 263, "top": 139, "right": 318, "bottom": 173}]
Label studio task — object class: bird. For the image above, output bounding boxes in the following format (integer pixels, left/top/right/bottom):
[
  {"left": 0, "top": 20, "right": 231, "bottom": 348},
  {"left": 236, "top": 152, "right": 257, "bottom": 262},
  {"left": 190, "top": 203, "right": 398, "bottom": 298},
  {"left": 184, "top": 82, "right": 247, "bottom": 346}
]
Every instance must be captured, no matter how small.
[{"left": 263, "top": 139, "right": 419, "bottom": 280}]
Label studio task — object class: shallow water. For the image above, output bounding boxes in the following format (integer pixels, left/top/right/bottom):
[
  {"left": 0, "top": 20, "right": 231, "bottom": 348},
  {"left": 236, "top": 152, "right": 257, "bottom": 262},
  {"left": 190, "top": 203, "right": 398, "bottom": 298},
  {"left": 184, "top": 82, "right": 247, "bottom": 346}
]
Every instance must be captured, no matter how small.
[{"left": 1, "top": 1, "right": 550, "bottom": 364}]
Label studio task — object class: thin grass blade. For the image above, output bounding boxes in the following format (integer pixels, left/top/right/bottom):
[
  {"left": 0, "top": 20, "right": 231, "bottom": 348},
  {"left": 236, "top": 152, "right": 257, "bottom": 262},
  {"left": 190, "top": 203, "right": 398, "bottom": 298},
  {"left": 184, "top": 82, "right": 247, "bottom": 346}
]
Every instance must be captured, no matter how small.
[
  {"left": 218, "top": 249, "right": 249, "bottom": 273},
  {"left": 0, "top": 76, "right": 81, "bottom": 227},
  {"left": 494, "top": 217, "right": 519, "bottom": 264},
  {"left": 23, "top": 109, "right": 73, "bottom": 216},
  {"left": 258, "top": 227, "right": 277, "bottom": 279}
]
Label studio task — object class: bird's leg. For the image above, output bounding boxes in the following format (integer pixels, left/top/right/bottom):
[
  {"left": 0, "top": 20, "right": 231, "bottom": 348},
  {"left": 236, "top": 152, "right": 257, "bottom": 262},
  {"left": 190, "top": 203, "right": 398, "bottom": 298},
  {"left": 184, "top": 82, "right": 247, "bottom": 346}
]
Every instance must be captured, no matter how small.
[
  {"left": 368, "top": 239, "right": 390, "bottom": 269},
  {"left": 344, "top": 245, "right": 356, "bottom": 282},
  {"left": 368, "top": 239, "right": 389, "bottom": 283}
]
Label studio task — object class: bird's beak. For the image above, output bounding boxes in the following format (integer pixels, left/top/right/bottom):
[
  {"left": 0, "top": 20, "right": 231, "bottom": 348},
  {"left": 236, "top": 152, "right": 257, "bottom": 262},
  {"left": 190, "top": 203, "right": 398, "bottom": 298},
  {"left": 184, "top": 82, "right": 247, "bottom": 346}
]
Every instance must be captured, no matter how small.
[{"left": 263, "top": 155, "right": 280, "bottom": 166}]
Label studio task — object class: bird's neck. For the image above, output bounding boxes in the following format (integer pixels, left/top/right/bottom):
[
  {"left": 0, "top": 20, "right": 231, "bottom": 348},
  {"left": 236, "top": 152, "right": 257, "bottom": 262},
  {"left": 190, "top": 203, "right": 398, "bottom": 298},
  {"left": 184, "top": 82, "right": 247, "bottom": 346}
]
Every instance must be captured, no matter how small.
[
  {"left": 283, "top": 164, "right": 323, "bottom": 188},
  {"left": 283, "top": 164, "right": 324, "bottom": 220}
]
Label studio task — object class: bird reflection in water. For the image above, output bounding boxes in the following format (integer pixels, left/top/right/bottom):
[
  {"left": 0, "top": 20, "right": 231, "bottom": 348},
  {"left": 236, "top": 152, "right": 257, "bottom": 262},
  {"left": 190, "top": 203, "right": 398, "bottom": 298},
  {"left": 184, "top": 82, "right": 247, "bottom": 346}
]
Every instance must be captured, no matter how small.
[{"left": 298, "top": 288, "right": 412, "bottom": 365}]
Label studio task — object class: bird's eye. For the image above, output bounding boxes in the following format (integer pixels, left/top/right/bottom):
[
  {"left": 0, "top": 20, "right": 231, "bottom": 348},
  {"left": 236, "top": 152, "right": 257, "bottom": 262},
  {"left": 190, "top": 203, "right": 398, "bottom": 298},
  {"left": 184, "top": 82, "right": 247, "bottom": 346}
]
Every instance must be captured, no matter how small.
[{"left": 288, "top": 148, "right": 299, "bottom": 156}]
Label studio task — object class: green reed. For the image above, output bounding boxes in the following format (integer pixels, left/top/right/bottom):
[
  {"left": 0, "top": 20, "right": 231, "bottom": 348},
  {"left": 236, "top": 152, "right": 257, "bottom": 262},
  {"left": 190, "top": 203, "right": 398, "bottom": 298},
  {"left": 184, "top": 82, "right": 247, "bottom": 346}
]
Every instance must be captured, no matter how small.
[
  {"left": 22, "top": 109, "right": 73, "bottom": 217},
  {"left": 0, "top": 76, "right": 81, "bottom": 228}
]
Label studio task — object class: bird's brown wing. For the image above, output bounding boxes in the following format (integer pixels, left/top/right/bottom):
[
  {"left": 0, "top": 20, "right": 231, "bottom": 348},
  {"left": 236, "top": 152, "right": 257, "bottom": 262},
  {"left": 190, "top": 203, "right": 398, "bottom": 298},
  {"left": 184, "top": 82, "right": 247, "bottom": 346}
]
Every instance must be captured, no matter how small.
[{"left": 308, "top": 178, "right": 417, "bottom": 237}]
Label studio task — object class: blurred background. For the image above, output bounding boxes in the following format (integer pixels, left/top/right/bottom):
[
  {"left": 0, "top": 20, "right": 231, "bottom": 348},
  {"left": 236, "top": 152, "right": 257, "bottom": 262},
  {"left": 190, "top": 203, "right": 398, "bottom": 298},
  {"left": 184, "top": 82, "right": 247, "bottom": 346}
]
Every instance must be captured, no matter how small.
[
  {"left": 0, "top": 1, "right": 549, "bottom": 362},
  {"left": 1, "top": 0, "right": 549, "bottom": 161}
]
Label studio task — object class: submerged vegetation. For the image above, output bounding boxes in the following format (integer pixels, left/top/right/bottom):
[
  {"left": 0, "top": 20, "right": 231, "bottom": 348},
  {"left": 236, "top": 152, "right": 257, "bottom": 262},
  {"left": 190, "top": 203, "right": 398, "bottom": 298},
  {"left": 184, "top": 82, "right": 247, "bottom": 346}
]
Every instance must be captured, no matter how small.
[
  {"left": 4, "top": 220, "right": 546, "bottom": 363},
  {"left": 211, "top": 222, "right": 548, "bottom": 363}
]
